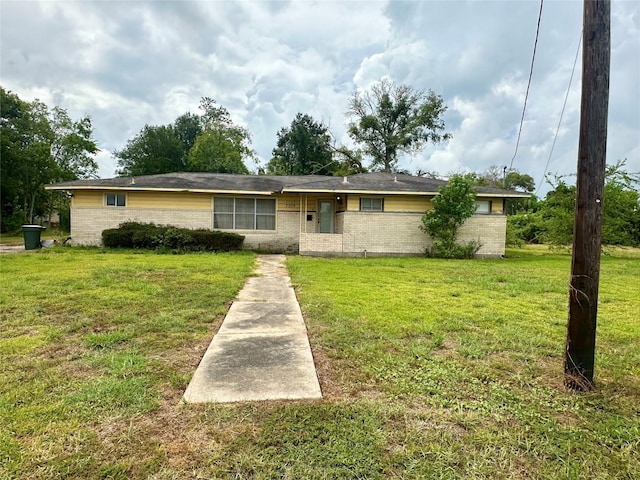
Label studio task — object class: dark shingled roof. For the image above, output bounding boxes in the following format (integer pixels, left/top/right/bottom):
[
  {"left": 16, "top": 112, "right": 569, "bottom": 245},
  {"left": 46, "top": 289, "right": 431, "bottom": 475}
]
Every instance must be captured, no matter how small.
[{"left": 47, "top": 172, "right": 529, "bottom": 197}]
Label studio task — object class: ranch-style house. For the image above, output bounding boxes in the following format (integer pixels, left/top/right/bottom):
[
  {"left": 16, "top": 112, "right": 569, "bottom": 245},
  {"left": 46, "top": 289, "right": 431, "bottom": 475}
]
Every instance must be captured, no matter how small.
[{"left": 46, "top": 172, "right": 529, "bottom": 257}]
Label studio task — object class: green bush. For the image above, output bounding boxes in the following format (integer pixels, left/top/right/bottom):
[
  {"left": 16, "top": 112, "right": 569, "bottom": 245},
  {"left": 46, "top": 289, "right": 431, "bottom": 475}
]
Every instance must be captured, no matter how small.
[
  {"left": 507, "top": 214, "right": 545, "bottom": 245},
  {"left": 102, "top": 228, "right": 134, "bottom": 248},
  {"left": 152, "top": 227, "right": 194, "bottom": 251},
  {"left": 102, "top": 222, "right": 244, "bottom": 252},
  {"left": 427, "top": 240, "right": 481, "bottom": 259},
  {"left": 189, "top": 229, "right": 244, "bottom": 252}
]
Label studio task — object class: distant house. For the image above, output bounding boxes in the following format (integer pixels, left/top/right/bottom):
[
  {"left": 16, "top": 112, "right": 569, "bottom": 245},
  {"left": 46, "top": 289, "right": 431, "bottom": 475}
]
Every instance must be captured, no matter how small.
[{"left": 46, "top": 172, "right": 529, "bottom": 257}]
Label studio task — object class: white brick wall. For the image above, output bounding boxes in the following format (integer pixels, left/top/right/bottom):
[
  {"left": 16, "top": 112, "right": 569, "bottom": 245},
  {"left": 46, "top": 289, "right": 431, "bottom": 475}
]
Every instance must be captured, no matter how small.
[
  {"left": 458, "top": 215, "right": 507, "bottom": 257},
  {"left": 70, "top": 207, "right": 212, "bottom": 245},
  {"left": 299, "top": 212, "right": 506, "bottom": 257},
  {"left": 72, "top": 206, "right": 506, "bottom": 257},
  {"left": 240, "top": 211, "right": 300, "bottom": 252},
  {"left": 71, "top": 207, "right": 301, "bottom": 251}
]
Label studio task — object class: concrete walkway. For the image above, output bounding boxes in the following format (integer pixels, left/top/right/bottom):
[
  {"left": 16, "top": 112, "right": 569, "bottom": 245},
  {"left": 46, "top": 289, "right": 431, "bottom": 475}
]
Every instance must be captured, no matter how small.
[{"left": 182, "top": 255, "right": 322, "bottom": 403}]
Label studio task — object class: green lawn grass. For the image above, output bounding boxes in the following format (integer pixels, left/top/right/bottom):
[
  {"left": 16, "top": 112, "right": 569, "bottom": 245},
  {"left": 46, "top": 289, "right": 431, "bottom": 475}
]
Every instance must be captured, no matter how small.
[{"left": 1, "top": 246, "right": 638, "bottom": 479}]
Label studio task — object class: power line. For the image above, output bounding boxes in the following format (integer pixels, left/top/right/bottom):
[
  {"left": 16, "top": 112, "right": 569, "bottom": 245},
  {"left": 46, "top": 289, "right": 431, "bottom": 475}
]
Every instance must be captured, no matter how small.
[
  {"left": 508, "top": 0, "right": 544, "bottom": 171},
  {"left": 535, "top": 31, "right": 582, "bottom": 196}
]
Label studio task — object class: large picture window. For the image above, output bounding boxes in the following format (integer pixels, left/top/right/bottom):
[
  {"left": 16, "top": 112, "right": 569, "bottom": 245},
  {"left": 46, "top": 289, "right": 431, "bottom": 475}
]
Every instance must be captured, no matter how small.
[{"left": 214, "top": 197, "right": 276, "bottom": 230}]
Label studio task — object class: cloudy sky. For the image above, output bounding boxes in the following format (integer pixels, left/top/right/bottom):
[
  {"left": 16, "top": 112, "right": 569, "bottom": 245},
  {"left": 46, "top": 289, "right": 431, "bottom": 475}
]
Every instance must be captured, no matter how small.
[{"left": 2, "top": 0, "right": 638, "bottom": 194}]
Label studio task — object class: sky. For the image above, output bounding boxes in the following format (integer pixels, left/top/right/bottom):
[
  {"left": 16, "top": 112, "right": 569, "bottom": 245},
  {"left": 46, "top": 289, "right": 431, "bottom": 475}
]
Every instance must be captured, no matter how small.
[{"left": 1, "top": 0, "right": 638, "bottom": 195}]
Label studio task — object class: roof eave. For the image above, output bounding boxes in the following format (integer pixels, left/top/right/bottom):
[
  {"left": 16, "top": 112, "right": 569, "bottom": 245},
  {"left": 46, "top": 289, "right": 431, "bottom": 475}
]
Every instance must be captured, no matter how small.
[
  {"left": 283, "top": 188, "right": 441, "bottom": 195},
  {"left": 45, "top": 185, "right": 276, "bottom": 195}
]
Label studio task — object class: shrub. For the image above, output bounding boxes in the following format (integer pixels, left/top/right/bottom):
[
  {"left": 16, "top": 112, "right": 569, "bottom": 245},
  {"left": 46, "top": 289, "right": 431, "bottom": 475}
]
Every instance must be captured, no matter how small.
[
  {"left": 189, "top": 229, "right": 244, "bottom": 251},
  {"left": 152, "top": 227, "right": 194, "bottom": 252},
  {"left": 427, "top": 240, "right": 481, "bottom": 259},
  {"left": 421, "top": 175, "right": 478, "bottom": 259},
  {"left": 102, "top": 228, "right": 134, "bottom": 248},
  {"left": 101, "top": 222, "right": 244, "bottom": 252}
]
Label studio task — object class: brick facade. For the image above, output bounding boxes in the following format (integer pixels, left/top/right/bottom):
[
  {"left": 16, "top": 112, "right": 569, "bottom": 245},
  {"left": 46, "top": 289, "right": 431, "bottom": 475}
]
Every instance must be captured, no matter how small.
[
  {"left": 71, "top": 207, "right": 506, "bottom": 257},
  {"left": 458, "top": 215, "right": 507, "bottom": 257},
  {"left": 70, "top": 207, "right": 301, "bottom": 251},
  {"left": 299, "top": 212, "right": 506, "bottom": 257}
]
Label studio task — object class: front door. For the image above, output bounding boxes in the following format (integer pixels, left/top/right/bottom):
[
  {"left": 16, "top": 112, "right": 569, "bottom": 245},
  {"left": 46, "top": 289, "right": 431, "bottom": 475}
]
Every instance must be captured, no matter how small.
[{"left": 318, "top": 200, "right": 334, "bottom": 233}]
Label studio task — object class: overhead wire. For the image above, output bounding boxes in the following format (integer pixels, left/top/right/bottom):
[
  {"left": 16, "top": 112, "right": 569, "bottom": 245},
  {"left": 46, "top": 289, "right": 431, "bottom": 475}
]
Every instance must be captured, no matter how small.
[
  {"left": 508, "top": 0, "right": 544, "bottom": 171},
  {"left": 535, "top": 31, "right": 582, "bottom": 196}
]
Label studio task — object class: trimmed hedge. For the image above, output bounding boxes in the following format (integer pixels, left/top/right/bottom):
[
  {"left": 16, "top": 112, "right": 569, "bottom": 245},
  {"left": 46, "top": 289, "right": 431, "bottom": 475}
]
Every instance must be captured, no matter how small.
[{"left": 102, "top": 222, "right": 244, "bottom": 252}]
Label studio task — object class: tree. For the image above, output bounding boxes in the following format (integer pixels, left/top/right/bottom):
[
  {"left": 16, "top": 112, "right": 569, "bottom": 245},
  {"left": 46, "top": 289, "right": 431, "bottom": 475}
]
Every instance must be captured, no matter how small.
[
  {"left": 420, "top": 175, "right": 479, "bottom": 258},
  {"left": 50, "top": 107, "right": 98, "bottom": 180},
  {"left": 507, "top": 161, "right": 640, "bottom": 247},
  {"left": 115, "top": 98, "right": 253, "bottom": 176},
  {"left": 173, "top": 112, "right": 202, "bottom": 154},
  {"left": 115, "top": 124, "right": 185, "bottom": 176},
  {"left": 186, "top": 98, "right": 254, "bottom": 174},
  {"left": 505, "top": 170, "right": 535, "bottom": 193},
  {"left": 329, "top": 145, "right": 368, "bottom": 176},
  {"left": 601, "top": 160, "right": 639, "bottom": 245},
  {"left": 266, "top": 113, "right": 335, "bottom": 175},
  {"left": 1, "top": 87, "right": 97, "bottom": 230},
  {"left": 347, "top": 79, "right": 451, "bottom": 172},
  {"left": 187, "top": 130, "right": 250, "bottom": 174}
]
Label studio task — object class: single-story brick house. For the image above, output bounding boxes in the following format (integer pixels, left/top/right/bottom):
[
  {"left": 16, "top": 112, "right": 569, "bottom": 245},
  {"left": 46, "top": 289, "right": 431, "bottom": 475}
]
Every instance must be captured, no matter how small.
[{"left": 46, "top": 172, "right": 529, "bottom": 257}]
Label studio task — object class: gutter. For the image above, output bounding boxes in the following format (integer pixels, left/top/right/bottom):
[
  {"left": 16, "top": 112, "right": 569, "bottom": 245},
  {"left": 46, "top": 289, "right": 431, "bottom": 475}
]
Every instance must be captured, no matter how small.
[{"left": 44, "top": 185, "right": 277, "bottom": 196}]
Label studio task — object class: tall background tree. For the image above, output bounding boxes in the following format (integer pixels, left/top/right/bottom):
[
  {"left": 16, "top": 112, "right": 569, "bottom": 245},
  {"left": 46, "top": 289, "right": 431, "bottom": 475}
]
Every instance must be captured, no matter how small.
[
  {"left": 1, "top": 87, "right": 98, "bottom": 231},
  {"left": 115, "top": 124, "right": 186, "bottom": 176},
  {"left": 266, "top": 113, "right": 335, "bottom": 175},
  {"left": 115, "top": 97, "right": 253, "bottom": 176},
  {"left": 347, "top": 79, "right": 451, "bottom": 172},
  {"left": 186, "top": 98, "right": 253, "bottom": 174}
]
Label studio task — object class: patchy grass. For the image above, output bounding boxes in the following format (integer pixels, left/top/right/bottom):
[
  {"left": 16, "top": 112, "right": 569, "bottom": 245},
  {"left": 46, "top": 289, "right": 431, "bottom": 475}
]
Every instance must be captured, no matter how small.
[
  {"left": 1, "top": 246, "right": 638, "bottom": 479},
  {"left": 287, "top": 248, "right": 640, "bottom": 478}
]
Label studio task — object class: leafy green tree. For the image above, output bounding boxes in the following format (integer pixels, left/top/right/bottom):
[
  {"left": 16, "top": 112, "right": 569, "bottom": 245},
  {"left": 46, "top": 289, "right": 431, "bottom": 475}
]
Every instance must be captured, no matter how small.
[
  {"left": 186, "top": 98, "right": 254, "bottom": 174},
  {"left": 115, "top": 98, "right": 252, "bottom": 176},
  {"left": 173, "top": 112, "right": 202, "bottom": 153},
  {"left": 539, "top": 179, "right": 577, "bottom": 245},
  {"left": 601, "top": 161, "right": 640, "bottom": 245},
  {"left": 508, "top": 161, "right": 640, "bottom": 247},
  {"left": 347, "top": 79, "right": 451, "bottom": 172},
  {"left": 330, "top": 145, "right": 368, "bottom": 176},
  {"left": 50, "top": 107, "right": 98, "bottom": 179},
  {"left": 266, "top": 113, "right": 335, "bottom": 175},
  {"left": 420, "top": 175, "right": 479, "bottom": 258},
  {"left": 115, "top": 125, "right": 186, "bottom": 176},
  {"left": 1, "top": 87, "right": 97, "bottom": 230},
  {"left": 187, "top": 130, "right": 250, "bottom": 174},
  {"left": 505, "top": 170, "right": 535, "bottom": 193}
]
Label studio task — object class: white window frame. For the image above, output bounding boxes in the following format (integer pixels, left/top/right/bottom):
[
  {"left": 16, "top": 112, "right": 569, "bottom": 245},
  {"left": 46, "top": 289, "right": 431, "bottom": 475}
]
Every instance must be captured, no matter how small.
[
  {"left": 360, "top": 197, "right": 384, "bottom": 212},
  {"left": 213, "top": 197, "right": 276, "bottom": 230},
  {"left": 475, "top": 200, "right": 492, "bottom": 214},
  {"left": 105, "top": 193, "right": 126, "bottom": 207}
]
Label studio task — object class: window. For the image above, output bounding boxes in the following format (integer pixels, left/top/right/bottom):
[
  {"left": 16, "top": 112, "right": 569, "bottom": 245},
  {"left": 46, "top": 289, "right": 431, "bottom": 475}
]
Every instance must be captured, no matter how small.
[
  {"left": 214, "top": 197, "right": 276, "bottom": 230},
  {"left": 475, "top": 200, "right": 492, "bottom": 214},
  {"left": 360, "top": 197, "right": 383, "bottom": 211},
  {"left": 106, "top": 193, "right": 126, "bottom": 207}
]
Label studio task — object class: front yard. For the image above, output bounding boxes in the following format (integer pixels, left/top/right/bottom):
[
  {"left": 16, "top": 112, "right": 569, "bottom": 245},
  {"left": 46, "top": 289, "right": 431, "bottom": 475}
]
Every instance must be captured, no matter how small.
[{"left": 1, "top": 247, "right": 638, "bottom": 479}]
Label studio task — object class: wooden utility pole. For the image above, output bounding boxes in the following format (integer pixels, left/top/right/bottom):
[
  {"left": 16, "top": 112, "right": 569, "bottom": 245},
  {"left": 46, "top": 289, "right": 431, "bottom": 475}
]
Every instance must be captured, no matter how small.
[{"left": 564, "top": 0, "right": 610, "bottom": 391}]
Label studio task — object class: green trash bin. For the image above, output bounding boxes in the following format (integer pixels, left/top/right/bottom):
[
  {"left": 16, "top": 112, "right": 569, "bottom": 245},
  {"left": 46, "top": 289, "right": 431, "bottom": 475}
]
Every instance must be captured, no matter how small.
[{"left": 22, "top": 225, "right": 46, "bottom": 250}]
